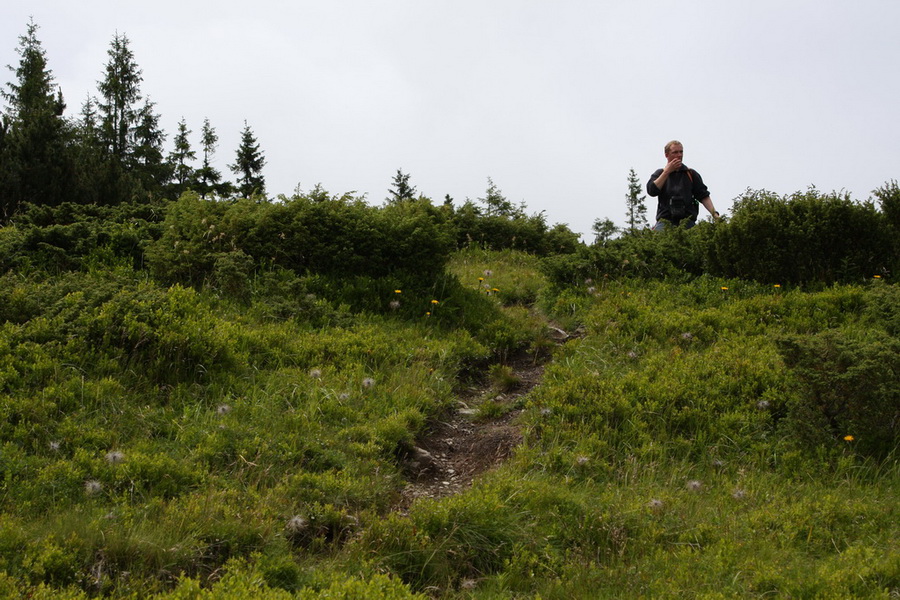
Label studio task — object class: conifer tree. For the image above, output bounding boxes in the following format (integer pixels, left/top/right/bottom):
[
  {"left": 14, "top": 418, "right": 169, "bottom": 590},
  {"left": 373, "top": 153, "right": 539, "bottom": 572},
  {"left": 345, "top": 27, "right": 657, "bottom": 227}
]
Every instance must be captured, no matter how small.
[
  {"left": 167, "top": 117, "right": 196, "bottom": 196},
  {"left": 229, "top": 121, "right": 266, "bottom": 198},
  {"left": 592, "top": 217, "right": 618, "bottom": 245},
  {"left": 93, "top": 33, "right": 150, "bottom": 203},
  {"left": 0, "top": 18, "right": 74, "bottom": 218},
  {"left": 625, "top": 167, "right": 649, "bottom": 232},
  {"left": 97, "top": 33, "right": 143, "bottom": 162},
  {"left": 131, "top": 98, "right": 168, "bottom": 194},
  {"left": 387, "top": 168, "right": 416, "bottom": 203},
  {"left": 479, "top": 177, "right": 522, "bottom": 218},
  {"left": 195, "top": 118, "right": 227, "bottom": 197}
]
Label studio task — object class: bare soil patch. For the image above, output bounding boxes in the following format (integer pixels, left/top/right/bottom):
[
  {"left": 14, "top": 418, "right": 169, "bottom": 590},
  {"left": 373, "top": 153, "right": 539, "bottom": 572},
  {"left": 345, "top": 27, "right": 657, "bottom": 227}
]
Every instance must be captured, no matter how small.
[{"left": 395, "top": 325, "right": 571, "bottom": 511}]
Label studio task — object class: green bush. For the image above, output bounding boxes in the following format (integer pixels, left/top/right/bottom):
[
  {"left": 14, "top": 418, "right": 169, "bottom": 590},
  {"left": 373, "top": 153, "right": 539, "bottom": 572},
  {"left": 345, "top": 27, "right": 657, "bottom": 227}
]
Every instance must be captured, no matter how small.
[
  {"left": 147, "top": 192, "right": 455, "bottom": 288},
  {"left": 778, "top": 326, "right": 899, "bottom": 459},
  {"left": 710, "top": 188, "right": 892, "bottom": 284}
]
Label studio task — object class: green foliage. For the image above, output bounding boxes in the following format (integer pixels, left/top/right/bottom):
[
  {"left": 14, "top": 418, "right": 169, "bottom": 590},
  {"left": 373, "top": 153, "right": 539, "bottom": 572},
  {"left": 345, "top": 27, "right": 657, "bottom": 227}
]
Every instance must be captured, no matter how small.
[
  {"left": 542, "top": 223, "right": 711, "bottom": 288},
  {"left": 229, "top": 121, "right": 265, "bottom": 198},
  {"left": 710, "top": 188, "right": 893, "bottom": 284},
  {"left": 778, "top": 325, "right": 899, "bottom": 459},
  {"left": 147, "top": 192, "right": 455, "bottom": 287},
  {"left": 451, "top": 199, "right": 580, "bottom": 256}
]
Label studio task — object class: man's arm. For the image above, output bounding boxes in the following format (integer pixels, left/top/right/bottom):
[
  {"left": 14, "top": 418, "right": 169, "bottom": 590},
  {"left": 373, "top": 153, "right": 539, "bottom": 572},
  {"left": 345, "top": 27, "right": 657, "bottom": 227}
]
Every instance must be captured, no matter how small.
[{"left": 699, "top": 197, "right": 721, "bottom": 221}]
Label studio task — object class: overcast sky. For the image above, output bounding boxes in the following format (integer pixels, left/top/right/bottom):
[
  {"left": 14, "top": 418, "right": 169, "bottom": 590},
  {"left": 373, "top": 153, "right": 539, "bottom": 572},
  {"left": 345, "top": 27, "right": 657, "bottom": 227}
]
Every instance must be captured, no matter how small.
[{"left": 3, "top": 1, "right": 898, "bottom": 239}]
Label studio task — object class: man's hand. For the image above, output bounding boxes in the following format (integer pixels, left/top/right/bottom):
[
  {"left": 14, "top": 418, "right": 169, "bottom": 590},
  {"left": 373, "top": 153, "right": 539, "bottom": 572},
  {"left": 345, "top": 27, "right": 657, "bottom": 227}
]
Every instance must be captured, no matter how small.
[{"left": 663, "top": 156, "right": 682, "bottom": 174}]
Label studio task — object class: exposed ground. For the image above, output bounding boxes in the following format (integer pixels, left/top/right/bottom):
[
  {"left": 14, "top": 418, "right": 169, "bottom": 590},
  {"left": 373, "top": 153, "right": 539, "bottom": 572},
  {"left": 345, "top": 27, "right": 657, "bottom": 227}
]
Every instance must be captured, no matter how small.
[{"left": 396, "top": 324, "right": 572, "bottom": 511}]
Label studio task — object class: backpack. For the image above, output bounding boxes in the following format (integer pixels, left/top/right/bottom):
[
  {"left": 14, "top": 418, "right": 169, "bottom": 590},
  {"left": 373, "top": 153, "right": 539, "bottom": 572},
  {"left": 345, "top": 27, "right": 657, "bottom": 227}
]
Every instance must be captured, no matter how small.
[{"left": 667, "top": 169, "right": 696, "bottom": 220}]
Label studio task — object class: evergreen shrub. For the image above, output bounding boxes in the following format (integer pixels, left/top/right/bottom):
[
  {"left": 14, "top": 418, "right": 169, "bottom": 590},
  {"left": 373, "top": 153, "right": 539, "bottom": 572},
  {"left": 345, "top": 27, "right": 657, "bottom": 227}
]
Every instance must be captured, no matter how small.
[
  {"left": 709, "top": 188, "right": 892, "bottom": 284},
  {"left": 147, "top": 192, "right": 455, "bottom": 288}
]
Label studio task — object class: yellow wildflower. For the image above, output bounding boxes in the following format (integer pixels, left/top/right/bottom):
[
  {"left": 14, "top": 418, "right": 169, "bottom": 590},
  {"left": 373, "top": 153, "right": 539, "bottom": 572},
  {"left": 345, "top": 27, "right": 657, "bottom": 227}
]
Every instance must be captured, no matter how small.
[
  {"left": 721, "top": 287, "right": 729, "bottom": 291},
  {"left": 843, "top": 435, "right": 854, "bottom": 442},
  {"left": 431, "top": 299, "right": 439, "bottom": 304},
  {"left": 394, "top": 289, "right": 402, "bottom": 294}
]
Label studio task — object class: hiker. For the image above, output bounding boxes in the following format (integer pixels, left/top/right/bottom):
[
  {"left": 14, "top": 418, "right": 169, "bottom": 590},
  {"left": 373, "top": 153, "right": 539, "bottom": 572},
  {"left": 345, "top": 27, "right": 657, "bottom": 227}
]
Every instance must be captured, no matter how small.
[{"left": 647, "top": 140, "right": 720, "bottom": 230}]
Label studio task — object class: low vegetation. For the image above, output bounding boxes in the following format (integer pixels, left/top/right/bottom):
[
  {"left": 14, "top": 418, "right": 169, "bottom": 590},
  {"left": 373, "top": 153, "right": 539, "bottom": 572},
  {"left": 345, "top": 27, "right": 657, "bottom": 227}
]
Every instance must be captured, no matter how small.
[{"left": 2, "top": 216, "right": 898, "bottom": 597}]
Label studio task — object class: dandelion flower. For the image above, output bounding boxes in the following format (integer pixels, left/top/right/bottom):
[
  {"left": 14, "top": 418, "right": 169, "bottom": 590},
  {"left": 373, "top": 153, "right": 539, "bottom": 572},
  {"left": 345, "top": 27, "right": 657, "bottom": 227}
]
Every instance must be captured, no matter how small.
[
  {"left": 216, "top": 403, "right": 232, "bottom": 416},
  {"left": 686, "top": 479, "right": 703, "bottom": 492},
  {"left": 720, "top": 286, "right": 729, "bottom": 291},
  {"left": 873, "top": 275, "right": 882, "bottom": 279},
  {"left": 483, "top": 269, "right": 493, "bottom": 277},
  {"left": 478, "top": 277, "right": 484, "bottom": 282},
  {"left": 843, "top": 435, "right": 854, "bottom": 442},
  {"left": 774, "top": 284, "right": 781, "bottom": 288},
  {"left": 85, "top": 480, "right": 103, "bottom": 496},
  {"left": 362, "top": 377, "right": 376, "bottom": 389},
  {"left": 105, "top": 451, "right": 125, "bottom": 465},
  {"left": 431, "top": 299, "right": 439, "bottom": 305},
  {"left": 394, "top": 289, "right": 402, "bottom": 294},
  {"left": 648, "top": 499, "right": 664, "bottom": 510}
]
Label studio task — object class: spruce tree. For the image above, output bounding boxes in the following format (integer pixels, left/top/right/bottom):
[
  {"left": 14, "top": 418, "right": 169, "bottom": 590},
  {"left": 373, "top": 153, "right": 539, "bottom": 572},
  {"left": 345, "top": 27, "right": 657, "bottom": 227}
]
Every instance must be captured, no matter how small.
[
  {"left": 195, "top": 118, "right": 227, "bottom": 197},
  {"left": 625, "top": 167, "right": 648, "bottom": 232},
  {"left": 387, "top": 168, "right": 416, "bottom": 203},
  {"left": 479, "top": 177, "right": 522, "bottom": 218},
  {"left": 0, "top": 18, "right": 74, "bottom": 218},
  {"left": 167, "top": 117, "right": 196, "bottom": 196},
  {"left": 592, "top": 217, "right": 618, "bottom": 245},
  {"left": 131, "top": 98, "right": 168, "bottom": 194},
  {"left": 94, "top": 33, "right": 148, "bottom": 203},
  {"left": 229, "top": 121, "right": 266, "bottom": 198},
  {"left": 97, "top": 33, "right": 143, "bottom": 161}
]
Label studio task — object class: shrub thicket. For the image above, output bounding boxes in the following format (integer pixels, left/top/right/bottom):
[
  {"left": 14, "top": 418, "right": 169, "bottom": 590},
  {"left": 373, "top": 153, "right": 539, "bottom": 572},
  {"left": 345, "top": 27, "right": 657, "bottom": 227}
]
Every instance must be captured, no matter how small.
[
  {"left": 543, "top": 185, "right": 897, "bottom": 289},
  {"left": 146, "top": 192, "right": 455, "bottom": 286},
  {"left": 709, "top": 188, "right": 892, "bottom": 284}
]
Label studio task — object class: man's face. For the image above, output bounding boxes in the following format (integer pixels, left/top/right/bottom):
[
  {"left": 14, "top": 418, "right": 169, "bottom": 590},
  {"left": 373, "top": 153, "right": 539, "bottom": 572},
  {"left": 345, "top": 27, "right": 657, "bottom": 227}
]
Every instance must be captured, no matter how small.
[{"left": 666, "top": 145, "right": 684, "bottom": 161}]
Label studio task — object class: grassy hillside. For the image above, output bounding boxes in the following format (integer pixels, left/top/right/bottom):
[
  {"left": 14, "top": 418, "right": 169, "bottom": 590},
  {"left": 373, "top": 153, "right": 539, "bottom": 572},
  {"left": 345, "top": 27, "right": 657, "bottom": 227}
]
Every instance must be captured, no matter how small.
[{"left": 1, "top": 247, "right": 897, "bottom": 598}]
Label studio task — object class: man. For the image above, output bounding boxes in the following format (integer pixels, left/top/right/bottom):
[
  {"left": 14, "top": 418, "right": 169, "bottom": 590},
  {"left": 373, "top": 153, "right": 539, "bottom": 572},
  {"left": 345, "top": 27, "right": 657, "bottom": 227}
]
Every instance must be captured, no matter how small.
[{"left": 647, "top": 140, "right": 720, "bottom": 230}]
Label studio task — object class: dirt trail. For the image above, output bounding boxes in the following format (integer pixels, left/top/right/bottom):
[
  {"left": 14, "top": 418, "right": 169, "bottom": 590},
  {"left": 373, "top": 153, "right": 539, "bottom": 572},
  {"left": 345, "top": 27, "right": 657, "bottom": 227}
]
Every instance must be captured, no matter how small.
[{"left": 395, "top": 324, "right": 571, "bottom": 511}]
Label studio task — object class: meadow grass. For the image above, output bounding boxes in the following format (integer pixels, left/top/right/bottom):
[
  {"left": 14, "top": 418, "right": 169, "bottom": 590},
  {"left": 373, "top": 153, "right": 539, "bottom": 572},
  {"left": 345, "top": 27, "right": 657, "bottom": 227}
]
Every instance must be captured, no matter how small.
[{"left": 0, "top": 253, "right": 897, "bottom": 598}]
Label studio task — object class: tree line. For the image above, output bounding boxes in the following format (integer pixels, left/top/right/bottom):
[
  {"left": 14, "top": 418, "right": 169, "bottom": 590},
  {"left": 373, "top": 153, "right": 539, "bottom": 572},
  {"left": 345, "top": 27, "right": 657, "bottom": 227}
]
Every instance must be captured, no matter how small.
[{"left": 0, "top": 19, "right": 267, "bottom": 221}]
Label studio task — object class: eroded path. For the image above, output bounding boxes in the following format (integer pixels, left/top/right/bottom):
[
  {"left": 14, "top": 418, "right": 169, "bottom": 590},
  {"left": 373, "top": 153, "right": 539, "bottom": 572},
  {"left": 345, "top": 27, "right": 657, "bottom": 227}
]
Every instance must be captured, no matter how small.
[{"left": 396, "top": 325, "right": 571, "bottom": 510}]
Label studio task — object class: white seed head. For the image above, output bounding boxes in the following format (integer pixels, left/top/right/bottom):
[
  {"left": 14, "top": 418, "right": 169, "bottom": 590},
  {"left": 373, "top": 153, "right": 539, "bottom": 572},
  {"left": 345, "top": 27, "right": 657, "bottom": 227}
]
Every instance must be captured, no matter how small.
[{"left": 105, "top": 451, "right": 125, "bottom": 465}]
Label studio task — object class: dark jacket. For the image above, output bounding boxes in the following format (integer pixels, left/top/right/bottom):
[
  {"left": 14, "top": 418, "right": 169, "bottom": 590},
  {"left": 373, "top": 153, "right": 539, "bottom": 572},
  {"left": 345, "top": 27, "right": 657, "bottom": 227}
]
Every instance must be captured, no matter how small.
[{"left": 647, "top": 165, "right": 710, "bottom": 225}]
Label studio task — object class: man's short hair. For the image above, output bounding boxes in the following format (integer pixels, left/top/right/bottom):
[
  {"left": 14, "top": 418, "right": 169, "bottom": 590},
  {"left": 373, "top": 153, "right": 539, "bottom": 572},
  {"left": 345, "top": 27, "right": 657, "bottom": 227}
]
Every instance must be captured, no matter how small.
[{"left": 664, "top": 140, "right": 683, "bottom": 154}]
